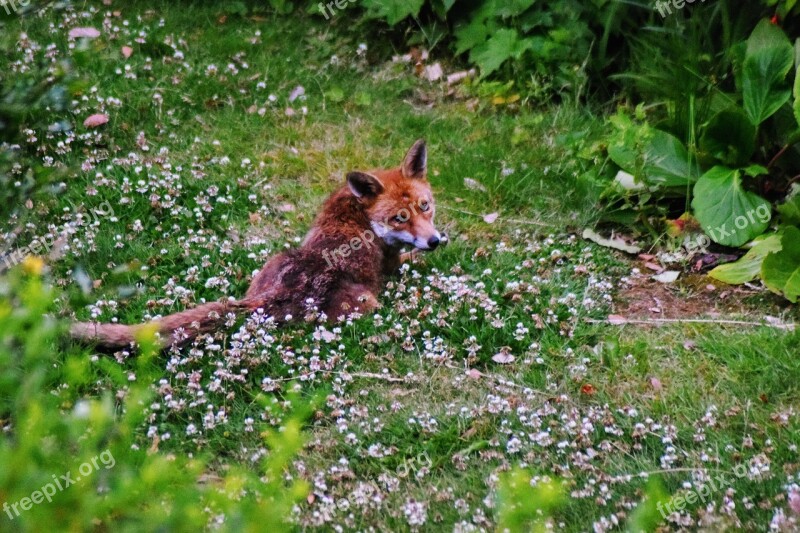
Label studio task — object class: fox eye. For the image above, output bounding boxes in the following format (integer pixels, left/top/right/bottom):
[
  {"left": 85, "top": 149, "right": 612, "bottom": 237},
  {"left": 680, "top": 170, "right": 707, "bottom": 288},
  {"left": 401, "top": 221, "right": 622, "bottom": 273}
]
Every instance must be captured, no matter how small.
[
  {"left": 419, "top": 200, "right": 430, "bottom": 212},
  {"left": 392, "top": 215, "right": 405, "bottom": 224}
]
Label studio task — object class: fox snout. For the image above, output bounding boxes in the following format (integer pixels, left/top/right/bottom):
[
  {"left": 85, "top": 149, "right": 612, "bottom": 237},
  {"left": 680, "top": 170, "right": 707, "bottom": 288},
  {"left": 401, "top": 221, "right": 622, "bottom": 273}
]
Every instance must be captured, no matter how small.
[
  {"left": 419, "top": 230, "right": 449, "bottom": 251},
  {"left": 413, "top": 225, "right": 441, "bottom": 251}
]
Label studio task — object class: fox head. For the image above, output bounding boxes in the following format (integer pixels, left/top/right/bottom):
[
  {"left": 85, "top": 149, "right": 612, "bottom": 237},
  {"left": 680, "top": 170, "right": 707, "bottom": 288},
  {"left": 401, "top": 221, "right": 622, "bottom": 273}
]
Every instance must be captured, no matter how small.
[{"left": 347, "top": 139, "right": 442, "bottom": 251}]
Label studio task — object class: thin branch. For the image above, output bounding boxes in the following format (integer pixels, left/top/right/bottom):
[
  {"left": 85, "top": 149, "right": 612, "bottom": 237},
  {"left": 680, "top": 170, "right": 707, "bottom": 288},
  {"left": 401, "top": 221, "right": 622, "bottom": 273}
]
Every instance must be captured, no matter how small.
[{"left": 438, "top": 204, "right": 550, "bottom": 227}]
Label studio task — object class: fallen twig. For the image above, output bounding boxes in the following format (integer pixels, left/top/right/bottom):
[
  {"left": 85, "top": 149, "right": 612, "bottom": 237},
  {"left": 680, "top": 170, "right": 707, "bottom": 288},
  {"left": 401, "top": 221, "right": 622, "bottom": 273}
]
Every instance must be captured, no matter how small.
[
  {"left": 344, "top": 371, "right": 407, "bottom": 383},
  {"left": 587, "top": 316, "right": 795, "bottom": 331}
]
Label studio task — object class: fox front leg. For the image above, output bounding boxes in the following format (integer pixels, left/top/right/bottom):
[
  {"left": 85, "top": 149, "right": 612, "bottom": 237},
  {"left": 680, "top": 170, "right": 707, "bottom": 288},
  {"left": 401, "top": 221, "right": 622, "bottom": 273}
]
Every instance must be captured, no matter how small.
[{"left": 399, "top": 249, "right": 420, "bottom": 263}]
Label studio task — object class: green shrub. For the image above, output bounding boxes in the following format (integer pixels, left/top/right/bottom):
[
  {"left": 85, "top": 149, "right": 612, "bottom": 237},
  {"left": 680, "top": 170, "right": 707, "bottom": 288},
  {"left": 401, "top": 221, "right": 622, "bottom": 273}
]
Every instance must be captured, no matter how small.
[
  {"left": 356, "top": 0, "right": 644, "bottom": 98},
  {"left": 593, "top": 18, "right": 800, "bottom": 302},
  {"left": 312, "top": 0, "right": 789, "bottom": 102},
  {"left": 0, "top": 263, "right": 311, "bottom": 530}
]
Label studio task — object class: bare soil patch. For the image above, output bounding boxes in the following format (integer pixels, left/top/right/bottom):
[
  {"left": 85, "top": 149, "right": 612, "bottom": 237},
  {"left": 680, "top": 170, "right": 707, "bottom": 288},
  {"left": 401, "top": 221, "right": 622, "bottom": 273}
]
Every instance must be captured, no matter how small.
[{"left": 614, "top": 269, "right": 790, "bottom": 320}]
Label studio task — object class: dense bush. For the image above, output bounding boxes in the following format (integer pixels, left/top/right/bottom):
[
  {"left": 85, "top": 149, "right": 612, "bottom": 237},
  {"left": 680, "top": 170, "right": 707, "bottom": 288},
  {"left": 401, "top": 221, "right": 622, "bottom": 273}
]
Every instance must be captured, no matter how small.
[
  {"left": 315, "top": 0, "right": 787, "bottom": 101},
  {"left": 589, "top": 17, "right": 800, "bottom": 302}
]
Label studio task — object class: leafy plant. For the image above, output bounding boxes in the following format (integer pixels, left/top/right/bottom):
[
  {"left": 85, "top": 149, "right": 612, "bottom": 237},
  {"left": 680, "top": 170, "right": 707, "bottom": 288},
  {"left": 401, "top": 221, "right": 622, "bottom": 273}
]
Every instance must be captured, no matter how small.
[
  {"left": 761, "top": 226, "right": 800, "bottom": 302},
  {"left": 0, "top": 264, "right": 312, "bottom": 529},
  {"left": 343, "top": 0, "right": 654, "bottom": 99},
  {"left": 597, "top": 18, "right": 800, "bottom": 302},
  {"left": 361, "top": 0, "right": 426, "bottom": 25},
  {"left": 495, "top": 469, "right": 564, "bottom": 532}
]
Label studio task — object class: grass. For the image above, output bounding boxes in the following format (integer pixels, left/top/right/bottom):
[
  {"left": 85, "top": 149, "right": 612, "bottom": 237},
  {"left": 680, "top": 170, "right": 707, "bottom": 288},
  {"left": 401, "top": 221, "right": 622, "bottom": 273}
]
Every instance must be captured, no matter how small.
[{"left": 2, "top": 1, "right": 800, "bottom": 531}]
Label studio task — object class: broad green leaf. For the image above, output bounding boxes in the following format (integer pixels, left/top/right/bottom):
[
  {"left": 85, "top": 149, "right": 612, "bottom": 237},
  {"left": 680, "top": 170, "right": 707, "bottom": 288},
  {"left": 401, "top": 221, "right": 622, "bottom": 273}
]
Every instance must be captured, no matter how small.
[
  {"left": 496, "top": 469, "right": 564, "bottom": 531},
  {"left": 730, "top": 41, "right": 748, "bottom": 93},
  {"left": 470, "top": 28, "right": 531, "bottom": 77},
  {"left": 430, "top": 0, "right": 457, "bottom": 20},
  {"left": 777, "top": 186, "right": 800, "bottom": 225},
  {"left": 795, "top": 37, "right": 800, "bottom": 70},
  {"left": 643, "top": 129, "right": 699, "bottom": 187},
  {"left": 354, "top": 92, "right": 372, "bottom": 106},
  {"left": 607, "top": 117, "right": 698, "bottom": 188},
  {"left": 709, "top": 233, "right": 783, "bottom": 284},
  {"left": 454, "top": 19, "right": 489, "bottom": 56},
  {"left": 742, "top": 20, "right": 794, "bottom": 125},
  {"left": 700, "top": 108, "right": 756, "bottom": 167},
  {"left": 453, "top": 2, "right": 498, "bottom": 55},
  {"left": 606, "top": 114, "right": 641, "bottom": 173},
  {"left": 627, "top": 478, "right": 669, "bottom": 533},
  {"left": 794, "top": 65, "right": 800, "bottom": 128},
  {"left": 746, "top": 18, "right": 792, "bottom": 56},
  {"left": 361, "top": 0, "right": 425, "bottom": 25},
  {"left": 743, "top": 56, "right": 792, "bottom": 124},
  {"left": 691, "top": 166, "right": 772, "bottom": 247},
  {"left": 496, "top": 0, "right": 536, "bottom": 18},
  {"left": 743, "top": 164, "right": 769, "bottom": 177},
  {"left": 762, "top": 226, "right": 800, "bottom": 302}
]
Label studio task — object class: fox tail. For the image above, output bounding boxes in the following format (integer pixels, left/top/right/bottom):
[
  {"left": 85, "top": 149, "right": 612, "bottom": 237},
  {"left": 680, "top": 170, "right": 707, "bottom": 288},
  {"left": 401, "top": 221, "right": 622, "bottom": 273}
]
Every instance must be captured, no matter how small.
[{"left": 70, "top": 298, "right": 261, "bottom": 350}]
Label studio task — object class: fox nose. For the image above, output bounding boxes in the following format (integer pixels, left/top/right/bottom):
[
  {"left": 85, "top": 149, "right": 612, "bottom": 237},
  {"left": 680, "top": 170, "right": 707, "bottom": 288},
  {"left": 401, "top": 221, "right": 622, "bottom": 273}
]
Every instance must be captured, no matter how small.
[{"left": 427, "top": 236, "right": 440, "bottom": 249}]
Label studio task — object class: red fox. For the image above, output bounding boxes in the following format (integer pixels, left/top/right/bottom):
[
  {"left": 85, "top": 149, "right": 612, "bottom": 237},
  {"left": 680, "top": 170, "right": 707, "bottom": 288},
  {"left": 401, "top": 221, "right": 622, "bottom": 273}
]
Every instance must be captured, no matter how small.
[{"left": 70, "top": 140, "right": 442, "bottom": 350}]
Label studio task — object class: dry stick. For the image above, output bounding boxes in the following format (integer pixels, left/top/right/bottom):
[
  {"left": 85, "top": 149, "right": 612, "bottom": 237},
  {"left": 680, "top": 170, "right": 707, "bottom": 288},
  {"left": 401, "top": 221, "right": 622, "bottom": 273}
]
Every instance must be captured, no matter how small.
[
  {"left": 252, "top": 369, "right": 408, "bottom": 386},
  {"left": 345, "top": 371, "right": 406, "bottom": 383},
  {"left": 587, "top": 317, "right": 795, "bottom": 331},
  {"left": 437, "top": 204, "right": 550, "bottom": 227},
  {"left": 629, "top": 467, "right": 730, "bottom": 477},
  {"left": 442, "top": 361, "right": 567, "bottom": 402}
]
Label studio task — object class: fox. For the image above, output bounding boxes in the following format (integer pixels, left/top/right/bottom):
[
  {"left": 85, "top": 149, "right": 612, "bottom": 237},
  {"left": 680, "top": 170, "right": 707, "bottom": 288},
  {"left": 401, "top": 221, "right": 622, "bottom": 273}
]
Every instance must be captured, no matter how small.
[{"left": 70, "top": 139, "right": 442, "bottom": 350}]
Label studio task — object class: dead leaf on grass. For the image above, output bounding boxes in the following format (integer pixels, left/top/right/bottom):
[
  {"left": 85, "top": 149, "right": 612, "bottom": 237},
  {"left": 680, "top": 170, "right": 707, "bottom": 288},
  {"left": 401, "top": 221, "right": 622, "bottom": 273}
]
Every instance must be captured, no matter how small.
[
  {"left": 83, "top": 114, "right": 109, "bottom": 128},
  {"left": 492, "top": 348, "right": 515, "bottom": 364},
  {"left": 464, "top": 177, "right": 487, "bottom": 192},
  {"left": 653, "top": 271, "right": 680, "bottom": 284},
  {"left": 582, "top": 229, "right": 642, "bottom": 254},
  {"left": 69, "top": 27, "right": 101, "bottom": 39},
  {"left": 607, "top": 314, "right": 627, "bottom": 325}
]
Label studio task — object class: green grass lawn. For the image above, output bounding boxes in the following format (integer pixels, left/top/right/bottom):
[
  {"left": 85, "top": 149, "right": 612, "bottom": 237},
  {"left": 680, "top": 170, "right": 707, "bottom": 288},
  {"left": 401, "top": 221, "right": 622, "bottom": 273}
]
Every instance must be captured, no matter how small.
[{"left": 2, "top": 1, "right": 800, "bottom": 531}]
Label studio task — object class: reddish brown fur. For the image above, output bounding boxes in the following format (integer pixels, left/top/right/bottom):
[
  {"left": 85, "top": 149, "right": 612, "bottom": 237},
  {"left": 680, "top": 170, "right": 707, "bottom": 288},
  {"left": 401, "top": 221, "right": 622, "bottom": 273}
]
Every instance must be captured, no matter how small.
[{"left": 70, "top": 140, "right": 439, "bottom": 350}]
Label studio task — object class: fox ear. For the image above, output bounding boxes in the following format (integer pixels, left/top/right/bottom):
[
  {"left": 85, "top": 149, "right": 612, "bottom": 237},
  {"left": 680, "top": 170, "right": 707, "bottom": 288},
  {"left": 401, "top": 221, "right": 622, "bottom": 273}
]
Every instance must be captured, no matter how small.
[
  {"left": 347, "top": 171, "right": 385, "bottom": 199},
  {"left": 402, "top": 139, "right": 427, "bottom": 179}
]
